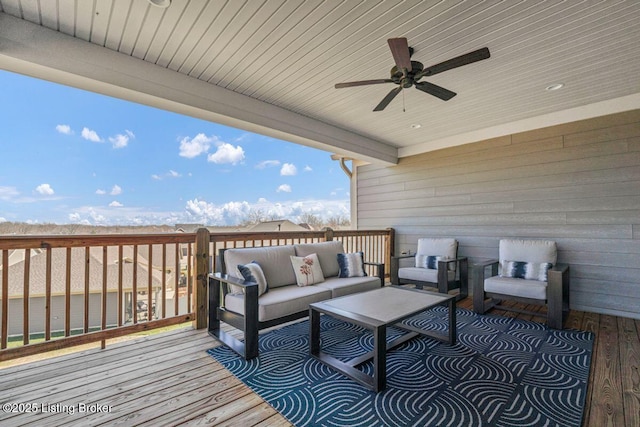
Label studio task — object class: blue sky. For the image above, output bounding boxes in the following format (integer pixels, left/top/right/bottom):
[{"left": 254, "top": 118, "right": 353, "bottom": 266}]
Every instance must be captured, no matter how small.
[{"left": 0, "top": 70, "right": 350, "bottom": 226}]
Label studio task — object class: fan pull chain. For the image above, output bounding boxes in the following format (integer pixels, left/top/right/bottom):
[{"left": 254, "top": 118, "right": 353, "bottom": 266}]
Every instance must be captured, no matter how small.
[{"left": 402, "top": 88, "right": 406, "bottom": 112}]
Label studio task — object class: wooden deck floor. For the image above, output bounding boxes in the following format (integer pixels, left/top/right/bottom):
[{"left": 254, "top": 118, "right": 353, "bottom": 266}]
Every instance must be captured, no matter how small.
[{"left": 1, "top": 297, "right": 638, "bottom": 426}]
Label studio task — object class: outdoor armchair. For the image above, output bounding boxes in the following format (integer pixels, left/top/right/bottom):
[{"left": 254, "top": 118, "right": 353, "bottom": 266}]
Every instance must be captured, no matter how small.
[
  {"left": 472, "top": 239, "right": 570, "bottom": 329},
  {"left": 390, "top": 237, "right": 468, "bottom": 300}
]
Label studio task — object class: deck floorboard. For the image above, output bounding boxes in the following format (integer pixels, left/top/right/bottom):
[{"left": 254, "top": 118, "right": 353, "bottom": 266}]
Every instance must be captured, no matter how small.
[{"left": 1, "top": 297, "right": 637, "bottom": 426}]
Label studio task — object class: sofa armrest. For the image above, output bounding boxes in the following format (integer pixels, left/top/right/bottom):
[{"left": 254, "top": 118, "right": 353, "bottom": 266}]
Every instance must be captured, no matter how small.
[{"left": 364, "top": 261, "right": 385, "bottom": 287}]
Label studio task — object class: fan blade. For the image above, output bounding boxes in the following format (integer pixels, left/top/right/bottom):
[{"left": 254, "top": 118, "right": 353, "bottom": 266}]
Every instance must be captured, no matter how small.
[
  {"left": 387, "top": 38, "right": 412, "bottom": 72},
  {"left": 418, "top": 47, "right": 490, "bottom": 78},
  {"left": 415, "top": 81, "right": 456, "bottom": 101},
  {"left": 335, "top": 79, "right": 393, "bottom": 88},
  {"left": 373, "top": 86, "right": 402, "bottom": 111}
]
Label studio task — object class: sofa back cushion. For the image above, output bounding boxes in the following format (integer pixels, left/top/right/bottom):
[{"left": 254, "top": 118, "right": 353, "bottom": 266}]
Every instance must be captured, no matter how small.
[
  {"left": 499, "top": 239, "right": 557, "bottom": 277},
  {"left": 224, "top": 245, "right": 297, "bottom": 288},
  {"left": 294, "top": 241, "right": 345, "bottom": 278}
]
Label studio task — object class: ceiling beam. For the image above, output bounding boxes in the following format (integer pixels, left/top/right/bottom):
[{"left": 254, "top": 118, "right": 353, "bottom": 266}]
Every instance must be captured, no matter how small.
[{"left": 0, "top": 13, "right": 397, "bottom": 166}]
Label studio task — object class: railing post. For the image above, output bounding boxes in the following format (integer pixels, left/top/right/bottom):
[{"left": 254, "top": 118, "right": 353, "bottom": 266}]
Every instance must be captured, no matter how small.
[
  {"left": 323, "top": 227, "right": 334, "bottom": 242},
  {"left": 194, "top": 228, "right": 210, "bottom": 329}
]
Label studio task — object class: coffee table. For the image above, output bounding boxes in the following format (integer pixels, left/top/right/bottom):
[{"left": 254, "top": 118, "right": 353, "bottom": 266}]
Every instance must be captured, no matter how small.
[{"left": 309, "top": 286, "right": 456, "bottom": 392}]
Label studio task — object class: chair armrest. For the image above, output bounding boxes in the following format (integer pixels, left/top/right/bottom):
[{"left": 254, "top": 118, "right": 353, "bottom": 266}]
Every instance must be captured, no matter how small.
[
  {"left": 392, "top": 254, "right": 416, "bottom": 260},
  {"left": 364, "top": 261, "right": 385, "bottom": 286},
  {"left": 209, "top": 273, "right": 259, "bottom": 312},
  {"left": 390, "top": 255, "right": 415, "bottom": 285}
]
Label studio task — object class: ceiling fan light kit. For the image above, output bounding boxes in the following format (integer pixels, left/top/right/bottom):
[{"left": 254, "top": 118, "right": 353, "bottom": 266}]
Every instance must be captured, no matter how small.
[{"left": 335, "top": 38, "right": 491, "bottom": 111}]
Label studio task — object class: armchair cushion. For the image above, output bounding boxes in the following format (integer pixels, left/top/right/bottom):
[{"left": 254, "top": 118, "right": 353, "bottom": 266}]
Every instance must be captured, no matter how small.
[
  {"left": 290, "top": 254, "right": 325, "bottom": 286},
  {"left": 502, "top": 261, "right": 553, "bottom": 282},
  {"left": 484, "top": 276, "right": 547, "bottom": 300},
  {"left": 499, "top": 239, "right": 557, "bottom": 274},
  {"left": 416, "top": 238, "right": 458, "bottom": 270},
  {"left": 398, "top": 267, "right": 455, "bottom": 284}
]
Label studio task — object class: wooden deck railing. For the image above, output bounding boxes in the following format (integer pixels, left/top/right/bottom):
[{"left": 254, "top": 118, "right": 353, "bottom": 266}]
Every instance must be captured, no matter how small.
[{"left": 0, "top": 227, "right": 394, "bottom": 361}]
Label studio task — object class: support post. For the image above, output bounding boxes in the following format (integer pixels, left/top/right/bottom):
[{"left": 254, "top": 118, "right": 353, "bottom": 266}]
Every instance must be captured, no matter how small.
[{"left": 193, "top": 227, "right": 210, "bottom": 329}]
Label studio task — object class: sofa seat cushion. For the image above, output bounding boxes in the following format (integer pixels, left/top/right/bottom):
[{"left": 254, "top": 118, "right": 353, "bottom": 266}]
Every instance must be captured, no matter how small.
[
  {"left": 224, "top": 245, "right": 296, "bottom": 289},
  {"left": 398, "top": 267, "right": 455, "bottom": 284},
  {"left": 484, "top": 276, "right": 547, "bottom": 300},
  {"left": 225, "top": 285, "right": 332, "bottom": 322},
  {"left": 315, "top": 276, "right": 380, "bottom": 298},
  {"left": 294, "top": 241, "right": 344, "bottom": 277}
]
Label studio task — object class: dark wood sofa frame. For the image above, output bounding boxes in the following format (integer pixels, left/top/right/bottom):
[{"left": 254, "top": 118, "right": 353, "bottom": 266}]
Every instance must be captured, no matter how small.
[{"left": 208, "top": 248, "right": 385, "bottom": 360}]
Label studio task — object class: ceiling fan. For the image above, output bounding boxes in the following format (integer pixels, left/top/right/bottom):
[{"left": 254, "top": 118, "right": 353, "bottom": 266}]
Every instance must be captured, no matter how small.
[{"left": 335, "top": 38, "right": 490, "bottom": 111}]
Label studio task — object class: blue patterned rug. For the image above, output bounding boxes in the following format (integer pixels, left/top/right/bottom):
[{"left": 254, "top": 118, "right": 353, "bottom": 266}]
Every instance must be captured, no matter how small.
[{"left": 208, "top": 307, "right": 593, "bottom": 426}]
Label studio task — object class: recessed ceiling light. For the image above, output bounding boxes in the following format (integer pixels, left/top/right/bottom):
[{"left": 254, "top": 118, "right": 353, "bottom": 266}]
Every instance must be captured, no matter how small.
[
  {"left": 545, "top": 83, "right": 564, "bottom": 91},
  {"left": 410, "top": 123, "right": 422, "bottom": 129},
  {"left": 148, "top": 0, "right": 171, "bottom": 8}
]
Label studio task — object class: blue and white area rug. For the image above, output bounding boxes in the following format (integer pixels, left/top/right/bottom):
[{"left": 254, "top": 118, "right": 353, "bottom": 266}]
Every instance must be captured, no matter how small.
[{"left": 208, "top": 307, "right": 593, "bottom": 427}]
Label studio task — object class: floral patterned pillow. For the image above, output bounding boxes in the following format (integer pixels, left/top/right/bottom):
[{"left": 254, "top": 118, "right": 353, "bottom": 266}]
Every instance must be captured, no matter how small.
[{"left": 290, "top": 253, "right": 325, "bottom": 286}]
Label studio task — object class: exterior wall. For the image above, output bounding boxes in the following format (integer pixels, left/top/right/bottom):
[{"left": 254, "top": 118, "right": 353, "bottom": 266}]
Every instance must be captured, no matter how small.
[{"left": 357, "top": 110, "right": 640, "bottom": 319}]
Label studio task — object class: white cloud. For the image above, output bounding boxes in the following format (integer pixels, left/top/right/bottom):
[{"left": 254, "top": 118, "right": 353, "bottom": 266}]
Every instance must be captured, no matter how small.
[
  {"left": 151, "top": 170, "right": 181, "bottom": 180},
  {"left": 183, "top": 197, "right": 349, "bottom": 226},
  {"left": 179, "top": 133, "right": 212, "bottom": 158},
  {"left": 0, "top": 186, "right": 20, "bottom": 200},
  {"left": 56, "top": 124, "right": 72, "bottom": 135},
  {"left": 207, "top": 143, "right": 245, "bottom": 165},
  {"left": 280, "top": 163, "right": 297, "bottom": 176},
  {"left": 81, "top": 127, "right": 102, "bottom": 142},
  {"left": 109, "top": 201, "right": 123, "bottom": 207},
  {"left": 0, "top": 217, "right": 6, "bottom": 222},
  {"left": 110, "top": 185, "right": 122, "bottom": 196},
  {"left": 109, "top": 130, "right": 134, "bottom": 149},
  {"left": 95, "top": 189, "right": 106, "bottom": 195},
  {"left": 35, "top": 183, "right": 55, "bottom": 195},
  {"left": 277, "top": 184, "right": 292, "bottom": 193},
  {"left": 256, "top": 160, "right": 280, "bottom": 169},
  {"left": 304, "top": 165, "right": 313, "bottom": 172}
]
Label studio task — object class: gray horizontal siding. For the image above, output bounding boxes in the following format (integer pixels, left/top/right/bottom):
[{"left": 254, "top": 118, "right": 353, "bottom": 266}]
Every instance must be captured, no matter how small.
[{"left": 357, "top": 109, "right": 640, "bottom": 320}]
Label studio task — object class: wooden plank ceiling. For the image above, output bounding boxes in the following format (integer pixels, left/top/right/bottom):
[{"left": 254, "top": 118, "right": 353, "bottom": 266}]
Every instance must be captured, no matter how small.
[{"left": 1, "top": 0, "right": 640, "bottom": 162}]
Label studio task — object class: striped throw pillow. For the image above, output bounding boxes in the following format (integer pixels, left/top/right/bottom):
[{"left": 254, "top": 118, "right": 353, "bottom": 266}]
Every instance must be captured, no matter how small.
[{"left": 337, "top": 252, "right": 367, "bottom": 278}]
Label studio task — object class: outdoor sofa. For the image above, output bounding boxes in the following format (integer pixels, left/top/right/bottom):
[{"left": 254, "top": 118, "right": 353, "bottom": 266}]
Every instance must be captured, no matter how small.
[{"left": 208, "top": 241, "right": 384, "bottom": 359}]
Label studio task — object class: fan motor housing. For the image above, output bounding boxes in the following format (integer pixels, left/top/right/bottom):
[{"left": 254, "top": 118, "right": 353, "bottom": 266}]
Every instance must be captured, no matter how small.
[{"left": 390, "top": 61, "right": 424, "bottom": 86}]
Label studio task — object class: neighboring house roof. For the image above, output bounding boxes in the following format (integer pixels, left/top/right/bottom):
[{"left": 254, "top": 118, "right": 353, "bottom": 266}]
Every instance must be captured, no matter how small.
[
  {"left": 3, "top": 246, "right": 174, "bottom": 298},
  {"left": 174, "top": 223, "right": 204, "bottom": 233},
  {"left": 247, "top": 220, "right": 310, "bottom": 232}
]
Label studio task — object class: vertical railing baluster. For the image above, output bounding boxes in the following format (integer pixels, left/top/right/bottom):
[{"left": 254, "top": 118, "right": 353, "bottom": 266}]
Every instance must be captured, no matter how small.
[
  {"left": 1, "top": 250, "right": 8, "bottom": 349},
  {"left": 162, "top": 244, "right": 166, "bottom": 319},
  {"left": 102, "top": 246, "right": 107, "bottom": 349},
  {"left": 187, "top": 243, "right": 192, "bottom": 313},
  {"left": 23, "top": 249, "right": 31, "bottom": 345},
  {"left": 133, "top": 245, "right": 138, "bottom": 324},
  {"left": 45, "top": 246, "right": 52, "bottom": 341},
  {"left": 174, "top": 243, "right": 179, "bottom": 316},
  {"left": 64, "top": 248, "right": 70, "bottom": 337},
  {"left": 118, "top": 245, "right": 123, "bottom": 327},
  {"left": 84, "top": 247, "right": 90, "bottom": 333},
  {"left": 147, "top": 244, "right": 153, "bottom": 321}
]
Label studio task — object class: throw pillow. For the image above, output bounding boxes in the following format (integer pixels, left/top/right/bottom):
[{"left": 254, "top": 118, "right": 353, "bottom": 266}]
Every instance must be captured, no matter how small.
[
  {"left": 290, "top": 253, "right": 325, "bottom": 286},
  {"left": 415, "top": 254, "right": 442, "bottom": 270},
  {"left": 235, "top": 262, "right": 268, "bottom": 296},
  {"left": 337, "top": 252, "right": 367, "bottom": 278},
  {"left": 501, "top": 260, "right": 553, "bottom": 282}
]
